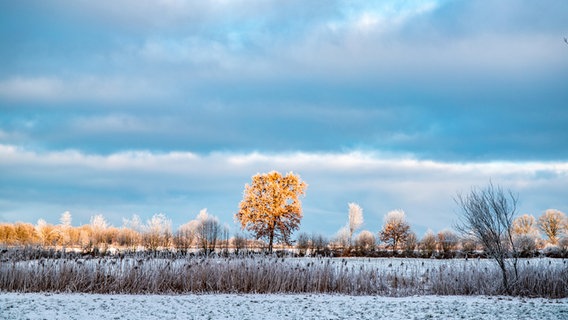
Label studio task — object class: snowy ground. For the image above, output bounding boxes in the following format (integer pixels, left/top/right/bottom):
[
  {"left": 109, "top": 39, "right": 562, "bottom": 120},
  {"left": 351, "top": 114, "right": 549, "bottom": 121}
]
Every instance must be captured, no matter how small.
[{"left": 1, "top": 293, "right": 567, "bottom": 320}]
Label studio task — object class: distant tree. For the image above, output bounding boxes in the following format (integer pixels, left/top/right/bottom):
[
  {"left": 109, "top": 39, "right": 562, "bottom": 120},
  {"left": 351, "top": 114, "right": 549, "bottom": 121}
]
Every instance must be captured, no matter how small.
[
  {"left": 403, "top": 231, "right": 417, "bottom": 255},
  {"left": 334, "top": 226, "right": 350, "bottom": 251},
  {"left": 379, "top": 209, "right": 411, "bottom": 252},
  {"left": 355, "top": 230, "right": 376, "bottom": 253},
  {"left": 310, "top": 233, "right": 328, "bottom": 255},
  {"left": 455, "top": 182, "right": 519, "bottom": 294},
  {"left": 0, "top": 223, "right": 16, "bottom": 245},
  {"left": 437, "top": 229, "right": 459, "bottom": 253},
  {"left": 120, "top": 215, "right": 143, "bottom": 248},
  {"left": 538, "top": 209, "right": 566, "bottom": 245},
  {"left": 90, "top": 214, "right": 108, "bottom": 247},
  {"left": 174, "top": 222, "right": 196, "bottom": 253},
  {"left": 36, "top": 219, "right": 59, "bottom": 246},
  {"left": 296, "top": 232, "right": 310, "bottom": 256},
  {"left": 459, "top": 235, "right": 478, "bottom": 254},
  {"left": 143, "top": 213, "right": 172, "bottom": 251},
  {"left": 196, "top": 209, "right": 221, "bottom": 254},
  {"left": 419, "top": 230, "right": 437, "bottom": 257},
  {"left": 235, "top": 171, "right": 307, "bottom": 253},
  {"left": 14, "top": 222, "right": 38, "bottom": 245},
  {"left": 220, "top": 224, "right": 231, "bottom": 254},
  {"left": 58, "top": 211, "right": 72, "bottom": 247},
  {"left": 512, "top": 214, "right": 538, "bottom": 236},
  {"left": 512, "top": 214, "right": 539, "bottom": 255},
  {"left": 347, "top": 203, "right": 364, "bottom": 248},
  {"left": 232, "top": 233, "right": 248, "bottom": 254}
]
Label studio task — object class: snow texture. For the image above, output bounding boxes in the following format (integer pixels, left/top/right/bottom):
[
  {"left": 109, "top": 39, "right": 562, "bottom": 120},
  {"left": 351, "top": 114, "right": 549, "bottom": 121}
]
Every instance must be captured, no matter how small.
[{"left": 1, "top": 293, "right": 567, "bottom": 320}]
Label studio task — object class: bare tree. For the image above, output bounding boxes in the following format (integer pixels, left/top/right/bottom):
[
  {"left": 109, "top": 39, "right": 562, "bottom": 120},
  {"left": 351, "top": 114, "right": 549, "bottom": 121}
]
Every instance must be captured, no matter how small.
[
  {"left": 310, "top": 233, "right": 328, "bottom": 256},
  {"left": 296, "top": 232, "right": 310, "bottom": 256},
  {"left": 232, "top": 233, "right": 248, "bottom": 254},
  {"left": 455, "top": 182, "right": 519, "bottom": 294},
  {"left": 538, "top": 209, "right": 566, "bottom": 245},
  {"left": 197, "top": 213, "right": 221, "bottom": 254},
  {"left": 379, "top": 209, "right": 411, "bottom": 252},
  {"left": 419, "top": 230, "right": 437, "bottom": 257},
  {"left": 437, "top": 229, "right": 459, "bottom": 254},
  {"left": 143, "top": 213, "right": 172, "bottom": 252},
  {"left": 403, "top": 231, "right": 417, "bottom": 255}
]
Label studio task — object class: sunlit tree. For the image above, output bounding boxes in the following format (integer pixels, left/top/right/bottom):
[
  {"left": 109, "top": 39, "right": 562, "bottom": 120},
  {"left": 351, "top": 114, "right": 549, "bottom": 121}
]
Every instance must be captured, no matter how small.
[
  {"left": 235, "top": 171, "right": 307, "bottom": 252},
  {"left": 379, "top": 209, "right": 411, "bottom": 251},
  {"left": 143, "top": 213, "right": 172, "bottom": 251},
  {"left": 58, "top": 211, "right": 72, "bottom": 246},
  {"left": 90, "top": 214, "right": 108, "bottom": 246},
  {"left": 512, "top": 214, "right": 539, "bottom": 254},
  {"left": 513, "top": 214, "right": 538, "bottom": 236},
  {"left": 419, "top": 230, "right": 437, "bottom": 256},
  {"left": 538, "top": 209, "right": 566, "bottom": 245}
]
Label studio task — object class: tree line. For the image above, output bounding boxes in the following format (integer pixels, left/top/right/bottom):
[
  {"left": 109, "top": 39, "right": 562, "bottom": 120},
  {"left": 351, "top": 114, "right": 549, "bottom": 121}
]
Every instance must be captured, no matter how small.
[{"left": 0, "top": 171, "right": 567, "bottom": 258}]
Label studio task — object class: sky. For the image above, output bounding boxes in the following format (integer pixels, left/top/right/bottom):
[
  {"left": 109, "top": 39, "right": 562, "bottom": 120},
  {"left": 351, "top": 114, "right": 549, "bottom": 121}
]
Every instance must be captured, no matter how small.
[{"left": 1, "top": 0, "right": 567, "bottom": 238}]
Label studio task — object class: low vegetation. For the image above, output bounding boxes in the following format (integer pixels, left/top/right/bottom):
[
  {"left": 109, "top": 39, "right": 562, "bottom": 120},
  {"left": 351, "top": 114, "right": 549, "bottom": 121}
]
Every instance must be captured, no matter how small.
[{"left": 1, "top": 248, "right": 566, "bottom": 298}]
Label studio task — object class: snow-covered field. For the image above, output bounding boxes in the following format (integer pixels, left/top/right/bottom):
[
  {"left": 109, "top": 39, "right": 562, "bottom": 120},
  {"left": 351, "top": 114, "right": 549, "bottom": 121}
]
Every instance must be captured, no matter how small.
[{"left": 1, "top": 292, "right": 567, "bottom": 320}]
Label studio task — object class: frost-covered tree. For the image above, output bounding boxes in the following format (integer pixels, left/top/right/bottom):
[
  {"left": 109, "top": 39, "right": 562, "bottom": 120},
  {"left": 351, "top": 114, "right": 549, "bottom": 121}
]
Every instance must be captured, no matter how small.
[
  {"left": 538, "top": 209, "right": 566, "bottom": 245},
  {"left": 455, "top": 182, "right": 519, "bottom": 294},
  {"left": 58, "top": 211, "right": 72, "bottom": 246},
  {"left": 120, "top": 215, "right": 142, "bottom": 248},
  {"left": 379, "top": 209, "right": 411, "bottom": 252},
  {"left": 347, "top": 203, "right": 364, "bottom": 247},
  {"left": 512, "top": 214, "right": 539, "bottom": 255},
  {"left": 355, "top": 230, "right": 375, "bottom": 253},
  {"left": 513, "top": 214, "right": 538, "bottom": 236},
  {"left": 143, "top": 213, "right": 172, "bottom": 251},
  {"left": 334, "top": 226, "right": 350, "bottom": 250},
  {"left": 197, "top": 211, "right": 221, "bottom": 254},
  {"left": 437, "top": 229, "right": 459, "bottom": 253},
  {"left": 236, "top": 171, "right": 307, "bottom": 252},
  {"left": 174, "top": 220, "right": 197, "bottom": 252},
  {"left": 90, "top": 214, "right": 108, "bottom": 246},
  {"left": 36, "top": 219, "right": 58, "bottom": 246},
  {"left": 403, "top": 231, "right": 417, "bottom": 254},
  {"left": 419, "top": 229, "right": 437, "bottom": 257}
]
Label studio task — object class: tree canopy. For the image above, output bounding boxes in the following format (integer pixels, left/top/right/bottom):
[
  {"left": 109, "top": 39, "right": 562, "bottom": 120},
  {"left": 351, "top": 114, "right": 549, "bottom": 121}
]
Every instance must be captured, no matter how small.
[{"left": 235, "top": 171, "right": 307, "bottom": 252}]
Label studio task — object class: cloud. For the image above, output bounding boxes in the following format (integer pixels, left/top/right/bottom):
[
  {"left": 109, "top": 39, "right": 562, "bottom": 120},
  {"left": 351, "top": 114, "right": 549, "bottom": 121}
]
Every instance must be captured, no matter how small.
[
  {"left": 1, "top": 144, "right": 566, "bottom": 235},
  {"left": 0, "top": 76, "right": 166, "bottom": 103},
  {"left": 1, "top": 1, "right": 567, "bottom": 234}
]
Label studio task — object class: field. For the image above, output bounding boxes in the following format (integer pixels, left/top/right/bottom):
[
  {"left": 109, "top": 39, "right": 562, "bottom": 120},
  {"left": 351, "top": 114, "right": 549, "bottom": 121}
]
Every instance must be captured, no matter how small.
[
  {"left": 2, "top": 253, "right": 567, "bottom": 297},
  {"left": 2, "top": 292, "right": 567, "bottom": 320},
  {"left": 2, "top": 253, "right": 567, "bottom": 319}
]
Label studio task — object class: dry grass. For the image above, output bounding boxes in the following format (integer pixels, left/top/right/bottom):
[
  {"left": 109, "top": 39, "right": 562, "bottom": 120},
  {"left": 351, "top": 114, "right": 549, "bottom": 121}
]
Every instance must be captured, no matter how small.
[{"left": 1, "top": 249, "right": 566, "bottom": 297}]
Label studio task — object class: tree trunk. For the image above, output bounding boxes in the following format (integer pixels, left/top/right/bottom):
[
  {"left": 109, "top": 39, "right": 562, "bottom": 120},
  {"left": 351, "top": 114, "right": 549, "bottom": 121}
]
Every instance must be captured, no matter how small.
[
  {"left": 268, "top": 228, "right": 274, "bottom": 253},
  {"left": 498, "top": 259, "right": 510, "bottom": 294}
]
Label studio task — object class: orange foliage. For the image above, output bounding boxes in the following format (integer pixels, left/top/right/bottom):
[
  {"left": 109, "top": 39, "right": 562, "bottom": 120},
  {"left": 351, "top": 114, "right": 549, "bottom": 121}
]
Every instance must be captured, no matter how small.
[{"left": 235, "top": 171, "right": 307, "bottom": 252}]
